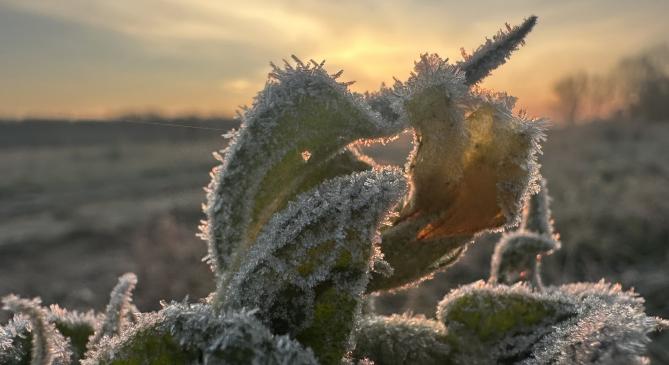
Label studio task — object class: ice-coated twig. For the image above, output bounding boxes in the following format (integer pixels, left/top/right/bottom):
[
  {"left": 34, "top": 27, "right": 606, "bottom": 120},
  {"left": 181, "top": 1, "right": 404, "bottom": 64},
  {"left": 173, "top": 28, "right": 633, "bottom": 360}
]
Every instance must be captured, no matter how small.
[{"left": 489, "top": 178, "right": 560, "bottom": 288}]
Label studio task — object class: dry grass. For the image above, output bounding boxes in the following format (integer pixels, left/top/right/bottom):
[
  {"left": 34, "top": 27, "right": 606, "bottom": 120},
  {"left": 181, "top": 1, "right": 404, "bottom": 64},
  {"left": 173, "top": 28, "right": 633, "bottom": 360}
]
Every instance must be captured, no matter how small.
[{"left": 1, "top": 119, "right": 667, "bottom": 362}]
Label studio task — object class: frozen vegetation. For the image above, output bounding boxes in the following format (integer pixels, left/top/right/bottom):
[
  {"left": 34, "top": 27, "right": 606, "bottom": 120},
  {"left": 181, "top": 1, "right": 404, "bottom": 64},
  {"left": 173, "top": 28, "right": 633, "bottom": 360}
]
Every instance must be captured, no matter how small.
[{"left": 1, "top": 16, "right": 665, "bottom": 364}]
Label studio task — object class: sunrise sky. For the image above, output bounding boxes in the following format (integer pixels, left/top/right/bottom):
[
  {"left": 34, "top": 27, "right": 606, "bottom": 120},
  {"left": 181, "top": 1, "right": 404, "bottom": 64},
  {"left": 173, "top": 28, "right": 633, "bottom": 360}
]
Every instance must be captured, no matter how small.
[{"left": 1, "top": 0, "right": 667, "bottom": 120}]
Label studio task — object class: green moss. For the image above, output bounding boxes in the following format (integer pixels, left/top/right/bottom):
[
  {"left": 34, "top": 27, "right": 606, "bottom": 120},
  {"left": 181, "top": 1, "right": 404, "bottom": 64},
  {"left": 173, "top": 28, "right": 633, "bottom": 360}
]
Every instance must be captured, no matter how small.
[
  {"left": 101, "top": 332, "right": 198, "bottom": 365},
  {"left": 335, "top": 249, "right": 353, "bottom": 269},
  {"left": 297, "top": 285, "right": 358, "bottom": 365},
  {"left": 443, "top": 292, "right": 556, "bottom": 342},
  {"left": 297, "top": 241, "right": 337, "bottom": 277}
]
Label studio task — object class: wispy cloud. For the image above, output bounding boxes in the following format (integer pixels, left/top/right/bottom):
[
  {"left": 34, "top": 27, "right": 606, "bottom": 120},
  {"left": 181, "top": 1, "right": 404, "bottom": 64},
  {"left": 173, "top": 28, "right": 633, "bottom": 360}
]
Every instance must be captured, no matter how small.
[{"left": 0, "top": 0, "right": 668, "bottom": 118}]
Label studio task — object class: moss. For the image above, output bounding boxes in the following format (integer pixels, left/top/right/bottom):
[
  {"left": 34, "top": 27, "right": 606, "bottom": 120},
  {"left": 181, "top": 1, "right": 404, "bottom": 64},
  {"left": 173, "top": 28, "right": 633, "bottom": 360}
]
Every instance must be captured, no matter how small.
[
  {"left": 335, "top": 249, "right": 353, "bottom": 269},
  {"left": 297, "top": 241, "right": 337, "bottom": 277},
  {"left": 101, "top": 332, "right": 199, "bottom": 365},
  {"left": 297, "top": 285, "right": 358, "bottom": 365},
  {"left": 443, "top": 291, "right": 556, "bottom": 342}
]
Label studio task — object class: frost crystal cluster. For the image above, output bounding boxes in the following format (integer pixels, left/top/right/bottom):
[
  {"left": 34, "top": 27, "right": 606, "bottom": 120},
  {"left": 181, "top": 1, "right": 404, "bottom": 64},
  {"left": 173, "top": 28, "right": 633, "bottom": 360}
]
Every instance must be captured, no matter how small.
[{"left": 1, "top": 15, "right": 665, "bottom": 364}]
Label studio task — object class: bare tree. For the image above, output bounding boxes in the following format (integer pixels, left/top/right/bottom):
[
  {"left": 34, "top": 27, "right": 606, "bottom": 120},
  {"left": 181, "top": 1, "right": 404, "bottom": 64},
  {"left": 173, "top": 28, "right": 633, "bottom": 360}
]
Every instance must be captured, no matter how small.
[{"left": 616, "top": 45, "right": 669, "bottom": 122}]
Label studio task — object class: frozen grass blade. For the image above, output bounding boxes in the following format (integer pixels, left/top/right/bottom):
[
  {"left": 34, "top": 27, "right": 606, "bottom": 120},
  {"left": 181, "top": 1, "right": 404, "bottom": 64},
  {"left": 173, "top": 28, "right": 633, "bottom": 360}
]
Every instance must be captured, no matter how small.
[
  {"left": 459, "top": 16, "right": 538, "bottom": 85},
  {"left": 89, "top": 273, "right": 137, "bottom": 348}
]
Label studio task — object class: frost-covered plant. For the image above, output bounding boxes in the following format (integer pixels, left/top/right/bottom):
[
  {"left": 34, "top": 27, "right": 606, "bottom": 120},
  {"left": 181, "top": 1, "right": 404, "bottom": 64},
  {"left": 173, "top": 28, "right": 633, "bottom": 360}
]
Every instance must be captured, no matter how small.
[{"left": 1, "top": 15, "right": 665, "bottom": 364}]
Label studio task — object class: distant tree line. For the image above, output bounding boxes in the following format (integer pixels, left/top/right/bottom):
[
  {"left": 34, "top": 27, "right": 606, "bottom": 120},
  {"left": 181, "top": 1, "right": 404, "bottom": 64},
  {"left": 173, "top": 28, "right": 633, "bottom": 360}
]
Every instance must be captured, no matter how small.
[{"left": 553, "top": 44, "right": 669, "bottom": 124}]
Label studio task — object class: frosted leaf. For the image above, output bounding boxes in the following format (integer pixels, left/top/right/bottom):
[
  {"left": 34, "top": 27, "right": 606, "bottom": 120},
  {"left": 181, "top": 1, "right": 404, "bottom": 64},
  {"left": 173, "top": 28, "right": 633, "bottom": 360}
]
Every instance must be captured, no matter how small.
[
  {"left": 47, "top": 305, "right": 100, "bottom": 363},
  {"left": 437, "top": 281, "right": 575, "bottom": 364},
  {"left": 223, "top": 169, "right": 406, "bottom": 364},
  {"left": 369, "top": 55, "right": 546, "bottom": 292},
  {"left": 83, "top": 302, "right": 317, "bottom": 365},
  {"left": 557, "top": 280, "right": 646, "bottom": 308},
  {"left": 434, "top": 281, "right": 663, "bottom": 364},
  {"left": 1, "top": 295, "right": 71, "bottom": 365},
  {"left": 522, "top": 294, "right": 661, "bottom": 364},
  {"left": 458, "top": 16, "right": 538, "bottom": 85},
  {"left": 89, "top": 273, "right": 137, "bottom": 348},
  {"left": 202, "top": 57, "right": 405, "bottom": 297},
  {"left": 353, "top": 314, "right": 451, "bottom": 365}
]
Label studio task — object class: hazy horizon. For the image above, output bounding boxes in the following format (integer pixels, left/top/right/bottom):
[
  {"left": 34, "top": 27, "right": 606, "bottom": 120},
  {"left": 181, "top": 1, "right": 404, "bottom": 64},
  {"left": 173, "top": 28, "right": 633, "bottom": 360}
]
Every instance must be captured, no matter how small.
[{"left": 1, "top": 0, "right": 668, "bottom": 120}]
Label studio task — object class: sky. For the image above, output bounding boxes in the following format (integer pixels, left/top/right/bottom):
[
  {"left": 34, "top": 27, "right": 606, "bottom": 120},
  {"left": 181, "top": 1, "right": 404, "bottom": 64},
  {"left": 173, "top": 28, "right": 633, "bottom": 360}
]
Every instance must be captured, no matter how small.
[{"left": 0, "top": 0, "right": 667, "bottom": 120}]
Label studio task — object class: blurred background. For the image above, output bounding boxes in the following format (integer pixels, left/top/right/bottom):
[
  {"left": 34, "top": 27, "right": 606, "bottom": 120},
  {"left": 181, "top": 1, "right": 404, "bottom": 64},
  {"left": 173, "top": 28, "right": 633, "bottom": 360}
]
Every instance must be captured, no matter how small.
[{"left": 1, "top": 0, "right": 668, "bottom": 363}]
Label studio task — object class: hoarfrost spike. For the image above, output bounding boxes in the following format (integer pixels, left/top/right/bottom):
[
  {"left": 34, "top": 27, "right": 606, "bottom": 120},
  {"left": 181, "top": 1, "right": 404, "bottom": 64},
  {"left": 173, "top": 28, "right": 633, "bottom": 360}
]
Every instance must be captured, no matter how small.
[{"left": 459, "top": 16, "right": 538, "bottom": 85}]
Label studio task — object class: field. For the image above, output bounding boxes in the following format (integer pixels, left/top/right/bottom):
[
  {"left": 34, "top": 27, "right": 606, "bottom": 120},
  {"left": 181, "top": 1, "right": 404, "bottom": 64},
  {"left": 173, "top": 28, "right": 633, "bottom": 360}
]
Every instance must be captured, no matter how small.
[{"left": 1, "top": 118, "right": 668, "bottom": 362}]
